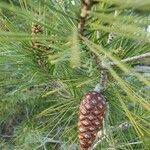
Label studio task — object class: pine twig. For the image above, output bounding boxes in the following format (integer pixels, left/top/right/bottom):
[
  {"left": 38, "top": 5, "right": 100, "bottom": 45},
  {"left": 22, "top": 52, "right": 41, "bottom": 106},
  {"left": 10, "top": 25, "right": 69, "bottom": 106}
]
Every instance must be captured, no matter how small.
[
  {"left": 78, "top": 0, "right": 98, "bottom": 35},
  {"left": 100, "top": 11, "right": 119, "bottom": 89},
  {"left": 78, "top": 0, "right": 104, "bottom": 89},
  {"left": 111, "top": 121, "right": 131, "bottom": 132},
  {"left": 134, "top": 65, "right": 150, "bottom": 73},
  {"left": 99, "top": 61, "right": 108, "bottom": 90},
  {"left": 106, "top": 11, "right": 118, "bottom": 44},
  {"left": 91, "top": 121, "right": 131, "bottom": 149},
  {"left": 109, "top": 52, "right": 150, "bottom": 66},
  {"left": 36, "top": 138, "right": 62, "bottom": 149}
]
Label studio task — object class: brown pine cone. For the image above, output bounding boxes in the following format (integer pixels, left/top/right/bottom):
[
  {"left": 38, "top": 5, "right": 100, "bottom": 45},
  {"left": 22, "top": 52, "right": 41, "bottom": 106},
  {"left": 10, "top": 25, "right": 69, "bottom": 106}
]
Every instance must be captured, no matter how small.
[
  {"left": 31, "top": 24, "right": 43, "bottom": 35},
  {"left": 78, "top": 91, "right": 107, "bottom": 149}
]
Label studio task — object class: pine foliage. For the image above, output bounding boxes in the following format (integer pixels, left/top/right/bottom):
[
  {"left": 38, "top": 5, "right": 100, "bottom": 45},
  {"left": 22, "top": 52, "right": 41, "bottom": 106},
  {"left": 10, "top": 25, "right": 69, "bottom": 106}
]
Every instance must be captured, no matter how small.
[{"left": 0, "top": 0, "right": 150, "bottom": 149}]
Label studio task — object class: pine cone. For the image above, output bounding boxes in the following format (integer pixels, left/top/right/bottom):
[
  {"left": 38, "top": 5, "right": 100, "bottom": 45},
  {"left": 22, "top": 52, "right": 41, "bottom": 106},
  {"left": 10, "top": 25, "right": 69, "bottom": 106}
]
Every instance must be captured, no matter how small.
[
  {"left": 78, "top": 91, "right": 107, "bottom": 149},
  {"left": 31, "top": 24, "right": 43, "bottom": 35}
]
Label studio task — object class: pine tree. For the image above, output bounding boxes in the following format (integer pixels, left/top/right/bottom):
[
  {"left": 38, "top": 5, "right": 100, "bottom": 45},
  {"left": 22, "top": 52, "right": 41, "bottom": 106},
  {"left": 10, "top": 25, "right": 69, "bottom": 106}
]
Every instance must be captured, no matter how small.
[{"left": 0, "top": 0, "right": 150, "bottom": 150}]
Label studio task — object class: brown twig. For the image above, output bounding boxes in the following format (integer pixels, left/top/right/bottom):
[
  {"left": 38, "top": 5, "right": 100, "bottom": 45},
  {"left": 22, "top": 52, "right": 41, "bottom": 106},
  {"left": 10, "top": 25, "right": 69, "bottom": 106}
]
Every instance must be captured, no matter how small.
[
  {"left": 78, "top": 1, "right": 107, "bottom": 92},
  {"left": 100, "top": 63, "right": 108, "bottom": 89},
  {"left": 78, "top": 0, "right": 98, "bottom": 35}
]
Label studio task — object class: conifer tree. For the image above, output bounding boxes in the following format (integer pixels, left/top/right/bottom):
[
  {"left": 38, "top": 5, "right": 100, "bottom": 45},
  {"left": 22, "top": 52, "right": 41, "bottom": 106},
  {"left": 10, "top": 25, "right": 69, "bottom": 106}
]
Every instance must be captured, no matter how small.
[{"left": 0, "top": 0, "right": 150, "bottom": 149}]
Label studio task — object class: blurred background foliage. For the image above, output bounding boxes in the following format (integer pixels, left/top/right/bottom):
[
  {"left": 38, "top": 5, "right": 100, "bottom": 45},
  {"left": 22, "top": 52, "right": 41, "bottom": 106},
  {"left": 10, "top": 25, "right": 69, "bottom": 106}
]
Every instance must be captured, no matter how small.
[{"left": 0, "top": 0, "right": 150, "bottom": 149}]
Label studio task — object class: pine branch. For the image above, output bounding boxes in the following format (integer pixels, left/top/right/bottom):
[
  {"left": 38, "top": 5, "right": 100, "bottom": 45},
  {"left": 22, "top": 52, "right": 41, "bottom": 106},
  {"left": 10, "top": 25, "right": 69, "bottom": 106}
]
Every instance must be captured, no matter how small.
[
  {"left": 99, "top": 11, "right": 119, "bottom": 90},
  {"left": 99, "top": 59, "right": 108, "bottom": 90},
  {"left": 42, "top": 138, "right": 62, "bottom": 144},
  {"left": 36, "top": 138, "right": 62, "bottom": 149},
  {"left": 78, "top": 0, "right": 98, "bottom": 35},
  {"left": 134, "top": 65, "right": 150, "bottom": 73},
  {"left": 92, "top": 116, "right": 149, "bottom": 150},
  {"left": 78, "top": 0, "right": 104, "bottom": 90},
  {"left": 109, "top": 52, "right": 150, "bottom": 66},
  {"left": 91, "top": 121, "right": 131, "bottom": 150}
]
